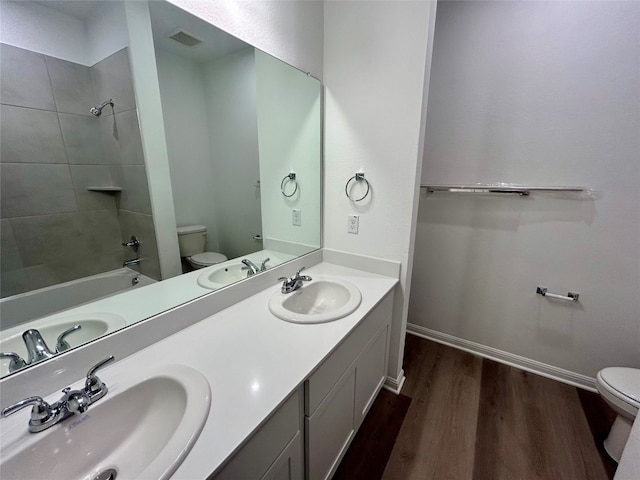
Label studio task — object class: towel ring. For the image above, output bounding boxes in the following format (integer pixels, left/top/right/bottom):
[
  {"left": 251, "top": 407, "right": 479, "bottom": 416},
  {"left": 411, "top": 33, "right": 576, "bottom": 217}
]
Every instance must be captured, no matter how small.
[
  {"left": 281, "top": 173, "right": 298, "bottom": 197},
  {"left": 345, "top": 173, "right": 370, "bottom": 202}
]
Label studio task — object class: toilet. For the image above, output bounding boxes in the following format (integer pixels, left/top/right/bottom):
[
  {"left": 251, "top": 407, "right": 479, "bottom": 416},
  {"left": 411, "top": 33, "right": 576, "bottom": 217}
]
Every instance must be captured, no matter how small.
[
  {"left": 176, "top": 225, "right": 227, "bottom": 270},
  {"left": 595, "top": 367, "right": 640, "bottom": 462}
]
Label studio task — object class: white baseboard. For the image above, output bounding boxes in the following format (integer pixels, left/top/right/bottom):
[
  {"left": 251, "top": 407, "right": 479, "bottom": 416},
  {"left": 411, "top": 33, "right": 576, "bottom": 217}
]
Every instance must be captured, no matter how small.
[
  {"left": 383, "top": 369, "right": 406, "bottom": 394},
  {"left": 406, "top": 323, "right": 597, "bottom": 392}
]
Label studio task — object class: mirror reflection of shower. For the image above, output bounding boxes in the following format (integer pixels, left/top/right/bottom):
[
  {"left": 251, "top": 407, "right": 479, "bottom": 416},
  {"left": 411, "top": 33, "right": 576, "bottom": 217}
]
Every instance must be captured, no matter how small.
[{"left": 89, "top": 99, "right": 114, "bottom": 117}]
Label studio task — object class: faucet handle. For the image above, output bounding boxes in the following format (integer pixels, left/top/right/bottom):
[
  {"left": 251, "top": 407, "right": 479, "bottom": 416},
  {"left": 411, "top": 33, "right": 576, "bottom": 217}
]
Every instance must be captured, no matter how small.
[
  {"left": 0, "top": 352, "right": 27, "bottom": 373},
  {"left": 56, "top": 324, "right": 82, "bottom": 353},
  {"left": 1, "top": 396, "right": 52, "bottom": 421},
  {"left": 295, "top": 266, "right": 312, "bottom": 282},
  {"left": 260, "top": 258, "right": 270, "bottom": 271},
  {"left": 85, "top": 355, "right": 114, "bottom": 395}
]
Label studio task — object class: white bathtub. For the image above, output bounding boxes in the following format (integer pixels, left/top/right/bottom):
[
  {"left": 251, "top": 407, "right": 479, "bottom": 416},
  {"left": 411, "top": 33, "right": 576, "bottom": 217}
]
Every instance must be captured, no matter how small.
[{"left": 0, "top": 268, "right": 156, "bottom": 329}]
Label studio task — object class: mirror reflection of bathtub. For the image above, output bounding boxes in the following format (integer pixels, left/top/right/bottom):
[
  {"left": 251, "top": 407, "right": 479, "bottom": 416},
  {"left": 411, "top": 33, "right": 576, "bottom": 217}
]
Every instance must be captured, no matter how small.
[{"left": 0, "top": 268, "right": 155, "bottom": 329}]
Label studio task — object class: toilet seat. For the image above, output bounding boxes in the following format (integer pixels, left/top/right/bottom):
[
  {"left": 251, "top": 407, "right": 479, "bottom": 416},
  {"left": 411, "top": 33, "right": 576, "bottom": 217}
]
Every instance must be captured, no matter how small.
[
  {"left": 189, "top": 252, "right": 228, "bottom": 268},
  {"left": 596, "top": 367, "right": 640, "bottom": 419}
]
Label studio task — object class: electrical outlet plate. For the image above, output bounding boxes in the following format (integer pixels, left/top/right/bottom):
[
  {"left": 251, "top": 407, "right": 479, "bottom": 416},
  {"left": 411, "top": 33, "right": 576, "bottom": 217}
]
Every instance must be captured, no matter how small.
[
  {"left": 292, "top": 209, "right": 302, "bottom": 226},
  {"left": 348, "top": 214, "right": 359, "bottom": 234}
]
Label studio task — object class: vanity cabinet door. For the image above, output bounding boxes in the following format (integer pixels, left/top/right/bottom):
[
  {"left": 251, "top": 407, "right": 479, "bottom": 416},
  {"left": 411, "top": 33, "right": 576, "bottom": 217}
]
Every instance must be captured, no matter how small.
[
  {"left": 305, "top": 368, "right": 356, "bottom": 480},
  {"left": 261, "top": 431, "right": 303, "bottom": 480},
  {"left": 212, "top": 389, "right": 302, "bottom": 480},
  {"left": 354, "top": 322, "right": 389, "bottom": 428}
]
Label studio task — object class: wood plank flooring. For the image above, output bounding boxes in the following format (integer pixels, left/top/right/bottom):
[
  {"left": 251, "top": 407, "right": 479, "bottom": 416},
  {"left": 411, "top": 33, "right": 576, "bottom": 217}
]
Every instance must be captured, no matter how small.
[{"left": 336, "top": 334, "right": 616, "bottom": 480}]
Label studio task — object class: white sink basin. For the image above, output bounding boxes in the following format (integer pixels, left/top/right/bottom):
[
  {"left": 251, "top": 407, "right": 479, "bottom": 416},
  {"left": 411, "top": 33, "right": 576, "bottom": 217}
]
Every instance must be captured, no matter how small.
[
  {"left": 0, "top": 313, "right": 126, "bottom": 376},
  {"left": 197, "top": 263, "right": 247, "bottom": 290},
  {"left": 268, "top": 277, "right": 362, "bottom": 324},
  {"left": 0, "top": 364, "right": 211, "bottom": 480}
]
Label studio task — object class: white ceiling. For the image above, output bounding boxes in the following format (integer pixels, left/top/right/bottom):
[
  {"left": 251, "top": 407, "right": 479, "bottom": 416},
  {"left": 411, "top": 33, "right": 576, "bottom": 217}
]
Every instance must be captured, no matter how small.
[
  {"left": 148, "top": 1, "right": 249, "bottom": 63},
  {"left": 35, "top": 0, "right": 249, "bottom": 63},
  {"left": 35, "top": 0, "right": 103, "bottom": 21}
]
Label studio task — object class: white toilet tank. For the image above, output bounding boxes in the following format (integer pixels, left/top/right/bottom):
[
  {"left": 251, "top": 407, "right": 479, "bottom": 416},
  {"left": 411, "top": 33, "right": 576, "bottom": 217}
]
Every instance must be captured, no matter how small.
[{"left": 177, "top": 225, "right": 206, "bottom": 257}]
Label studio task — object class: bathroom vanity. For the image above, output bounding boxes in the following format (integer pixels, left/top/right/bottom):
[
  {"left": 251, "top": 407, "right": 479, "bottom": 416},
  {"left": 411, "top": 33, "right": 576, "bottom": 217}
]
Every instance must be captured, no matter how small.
[{"left": 0, "top": 260, "right": 398, "bottom": 480}]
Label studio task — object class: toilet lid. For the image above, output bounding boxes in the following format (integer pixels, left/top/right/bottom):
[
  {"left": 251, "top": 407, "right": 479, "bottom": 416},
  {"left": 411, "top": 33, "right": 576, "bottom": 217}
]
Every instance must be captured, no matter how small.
[
  {"left": 599, "top": 367, "right": 640, "bottom": 404},
  {"left": 190, "top": 252, "right": 227, "bottom": 266}
]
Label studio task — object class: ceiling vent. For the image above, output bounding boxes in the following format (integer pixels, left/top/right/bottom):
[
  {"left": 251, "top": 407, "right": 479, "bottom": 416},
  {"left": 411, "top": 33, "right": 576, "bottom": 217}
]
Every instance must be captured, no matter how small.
[{"left": 167, "top": 29, "right": 202, "bottom": 47}]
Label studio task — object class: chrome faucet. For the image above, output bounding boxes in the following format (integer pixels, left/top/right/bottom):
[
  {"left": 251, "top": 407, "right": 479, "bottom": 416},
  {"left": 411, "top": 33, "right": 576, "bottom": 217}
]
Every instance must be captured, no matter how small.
[
  {"left": 278, "top": 267, "right": 312, "bottom": 294},
  {"left": 123, "top": 257, "right": 142, "bottom": 267},
  {"left": 241, "top": 259, "right": 260, "bottom": 276},
  {"left": 0, "top": 325, "right": 82, "bottom": 373},
  {"left": 122, "top": 235, "right": 141, "bottom": 268},
  {"left": 1, "top": 356, "right": 114, "bottom": 433}
]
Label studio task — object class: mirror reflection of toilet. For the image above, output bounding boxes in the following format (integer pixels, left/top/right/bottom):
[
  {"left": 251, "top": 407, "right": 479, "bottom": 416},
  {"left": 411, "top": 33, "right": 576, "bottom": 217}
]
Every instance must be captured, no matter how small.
[
  {"left": 177, "top": 225, "right": 227, "bottom": 271},
  {"left": 595, "top": 367, "right": 640, "bottom": 462}
]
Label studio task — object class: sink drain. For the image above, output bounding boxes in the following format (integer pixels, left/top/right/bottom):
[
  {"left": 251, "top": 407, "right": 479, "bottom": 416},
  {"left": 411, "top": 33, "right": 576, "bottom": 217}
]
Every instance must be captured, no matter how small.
[{"left": 92, "top": 468, "right": 117, "bottom": 480}]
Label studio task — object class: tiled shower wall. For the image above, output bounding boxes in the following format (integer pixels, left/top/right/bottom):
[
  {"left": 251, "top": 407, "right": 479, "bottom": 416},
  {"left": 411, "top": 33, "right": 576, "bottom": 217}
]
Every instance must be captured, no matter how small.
[{"left": 0, "top": 44, "right": 160, "bottom": 298}]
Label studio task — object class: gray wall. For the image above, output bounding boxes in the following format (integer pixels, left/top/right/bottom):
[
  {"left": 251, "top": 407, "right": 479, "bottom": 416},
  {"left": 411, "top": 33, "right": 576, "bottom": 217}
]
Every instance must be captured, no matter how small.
[
  {"left": 410, "top": 1, "right": 640, "bottom": 379},
  {"left": 1, "top": 44, "right": 160, "bottom": 299}
]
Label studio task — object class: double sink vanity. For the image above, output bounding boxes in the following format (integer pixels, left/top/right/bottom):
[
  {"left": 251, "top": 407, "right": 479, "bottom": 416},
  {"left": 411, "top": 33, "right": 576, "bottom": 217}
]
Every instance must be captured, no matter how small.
[{"left": 0, "top": 254, "right": 399, "bottom": 480}]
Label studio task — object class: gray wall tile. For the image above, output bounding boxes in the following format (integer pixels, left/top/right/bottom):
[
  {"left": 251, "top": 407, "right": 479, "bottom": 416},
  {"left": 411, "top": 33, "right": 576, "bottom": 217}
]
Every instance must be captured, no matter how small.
[
  {"left": 0, "top": 105, "right": 67, "bottom": 164},
  {"left": 24, "top": 249, "right": 123, "bottom": 291},
  {"left": 1, "top": 164, "right": 77, "bottom": 218},
  {"left": 69, "top": 165, "right": 117, "bottom": 211},
  {"left": 100, "top": 110, "right": 144, "bottom": 165},
  {"left": 91, "top": 48, "right": 136, "bottom": 115},
  {"left": 0, "top": 44, "right": 56, "bottom": 110},
  {"left": 110, "top": 165, "right": 152, "bottom": 214},
  {"left": 58, "top": 113, "right": 105, "bottom": 164},
  {"left": 46, "top": 56, "right": 96, "bottom": 116},
  {"left": 0, "top": 269, "right": 29, "bottom": 298},
  {"left": 10, "top": 210, "right": 121, "bottom": 267},
  {"left": 1, "top": 219, "right": 23, "bottom": 272}
]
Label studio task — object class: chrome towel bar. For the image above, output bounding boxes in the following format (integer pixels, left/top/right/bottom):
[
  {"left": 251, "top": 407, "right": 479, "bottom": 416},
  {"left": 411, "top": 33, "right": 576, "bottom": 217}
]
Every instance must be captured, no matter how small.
[
  {"left": 422, "top": 184, "right": 587, "bottom": 196},
  {"left": 536, "top": 286, "right": 580, "bottom": 303}
]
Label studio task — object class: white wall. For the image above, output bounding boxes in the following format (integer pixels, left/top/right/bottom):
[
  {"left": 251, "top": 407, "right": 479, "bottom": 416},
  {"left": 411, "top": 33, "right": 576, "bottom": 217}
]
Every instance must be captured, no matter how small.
[
  {"left": 411, "top": 1, "right": 640, "bottom": 381},
  {"left": 155, "top": 49, "right": 221, "bottom": 253},
  {"left": 255, "top": 50, "right": 321, "bottom": 254},
  {"left": 0, "top": 0, "right": 127, "bottom": 66},
  {"left": 167, "top": 0, "right": 323, "bottom": 79},
  {"left": 204, "top": 48, "right": 262, "bottom": 258},
  {"left": 0, "top": 1, "right": 88, "bottom": 64},
  {"left": 324, "top": 1, "right": 436, "bottom": 385},
  {"left": 124, "top": 1, "right": 182, "bottom": 279},
  {"left": 86, "top": 1, "right": 129, "bottom": 66}
]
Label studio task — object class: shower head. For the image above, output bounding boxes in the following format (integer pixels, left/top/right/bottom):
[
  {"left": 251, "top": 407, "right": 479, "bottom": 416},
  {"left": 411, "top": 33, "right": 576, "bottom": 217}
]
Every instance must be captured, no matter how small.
[{"left": 90, "top": 99, "right": 114, "bottom": 117}]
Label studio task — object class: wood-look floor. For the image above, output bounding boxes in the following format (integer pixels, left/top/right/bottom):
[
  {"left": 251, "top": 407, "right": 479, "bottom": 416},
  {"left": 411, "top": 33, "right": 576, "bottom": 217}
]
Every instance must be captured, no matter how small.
[{"left": 336, "top": 334, "right": 617, "bottom": 480}]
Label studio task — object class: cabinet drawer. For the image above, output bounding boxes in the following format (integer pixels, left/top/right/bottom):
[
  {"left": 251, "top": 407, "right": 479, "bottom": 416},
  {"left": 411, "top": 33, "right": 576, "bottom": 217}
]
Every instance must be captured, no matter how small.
[
  {"left": 305, "top": 292, "right": 393, "bottom": 416},
  {"left": 212, "top": 388, "right": 301, "bottom": 480}
]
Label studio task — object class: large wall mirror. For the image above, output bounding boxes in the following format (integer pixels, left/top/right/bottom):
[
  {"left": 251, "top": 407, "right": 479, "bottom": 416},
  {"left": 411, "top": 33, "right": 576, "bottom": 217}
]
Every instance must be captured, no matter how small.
[{"left": 0, "top": 0, "right": 321, "bottom": 378}]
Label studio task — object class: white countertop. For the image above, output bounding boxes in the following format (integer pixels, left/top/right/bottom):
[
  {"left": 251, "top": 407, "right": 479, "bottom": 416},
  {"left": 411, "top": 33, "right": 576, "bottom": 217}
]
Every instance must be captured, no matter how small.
[{"left": 1, "top": 262, "right": 397, "bottom": 479}]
